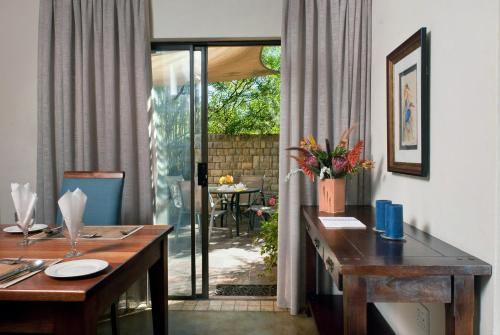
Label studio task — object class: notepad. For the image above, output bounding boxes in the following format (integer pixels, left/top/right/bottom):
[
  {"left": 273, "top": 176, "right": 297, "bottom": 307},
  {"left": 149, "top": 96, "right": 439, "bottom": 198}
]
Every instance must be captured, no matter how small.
[{"left": 319, "top": 217, "right": 366, "bottom": 229}]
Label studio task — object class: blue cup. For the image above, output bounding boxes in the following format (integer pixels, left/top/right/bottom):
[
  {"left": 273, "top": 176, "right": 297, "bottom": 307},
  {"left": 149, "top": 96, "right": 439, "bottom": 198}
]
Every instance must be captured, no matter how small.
[
  {"left": 375, "top": 200, "right": 392, "bottom": 232},
  {"left": 386, "top": 204, "right": 404, "bottom": 239}
]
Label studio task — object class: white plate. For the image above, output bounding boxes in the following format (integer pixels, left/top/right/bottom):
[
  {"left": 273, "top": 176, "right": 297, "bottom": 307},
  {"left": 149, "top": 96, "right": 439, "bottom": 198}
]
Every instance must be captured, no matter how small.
[
  {"left": 2, "top": 224, "right": 48, "bottom": 234},
  {"left": 44, "top": 259, "right": 109, "bottom": 278}
]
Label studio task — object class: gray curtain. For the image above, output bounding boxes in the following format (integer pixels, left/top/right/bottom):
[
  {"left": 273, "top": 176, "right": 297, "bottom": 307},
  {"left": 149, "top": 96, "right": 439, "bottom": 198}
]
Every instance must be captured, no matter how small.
[
  {"left": 277, "top": 0, "right": 372, "bottom": 314},
  {"left": 37, "top": 0, "right": 153, "bottom": 311},
  {"left": 37, "top": 0, "right": 153, "bottom": 226}
]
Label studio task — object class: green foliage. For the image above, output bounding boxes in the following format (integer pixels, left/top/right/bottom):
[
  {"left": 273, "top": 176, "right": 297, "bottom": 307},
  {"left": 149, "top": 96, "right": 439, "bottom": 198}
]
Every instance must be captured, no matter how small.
[
  {"left": 208, "top": 46, "right": 281, "bottom": 135},
  {"left": 256, "top": 210, "right": 278, "bottom": 273}
]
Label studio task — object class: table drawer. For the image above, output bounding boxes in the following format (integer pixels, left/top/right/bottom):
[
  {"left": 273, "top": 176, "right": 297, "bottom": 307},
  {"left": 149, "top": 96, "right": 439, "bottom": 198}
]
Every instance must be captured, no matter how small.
[
  {"left": 305, "top": 219, "right": 324, "bottom": 259},
  {"left": 323, "top": 244, "right": 343, "bottom": 290}
]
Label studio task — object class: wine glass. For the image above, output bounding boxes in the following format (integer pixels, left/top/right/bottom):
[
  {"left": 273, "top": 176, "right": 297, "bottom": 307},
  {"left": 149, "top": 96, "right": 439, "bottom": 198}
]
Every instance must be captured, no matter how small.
[
  {"left": 16, "top": 215, "right": 35, "bottom": 246},
  {"left": 64, "top": 218, "right": 83, "bottom": 258}
]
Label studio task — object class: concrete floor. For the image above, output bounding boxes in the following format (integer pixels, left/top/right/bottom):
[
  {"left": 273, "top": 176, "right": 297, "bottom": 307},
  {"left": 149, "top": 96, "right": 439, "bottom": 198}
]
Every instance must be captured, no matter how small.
[{"left": 98, "top": 309, "right": 318, "bottom": 335}]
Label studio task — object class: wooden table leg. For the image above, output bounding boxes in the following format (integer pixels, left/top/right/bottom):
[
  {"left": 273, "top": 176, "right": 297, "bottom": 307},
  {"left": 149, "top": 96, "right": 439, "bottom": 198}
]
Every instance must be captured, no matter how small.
[
  {"left": 446, "top": 275, "right": 474, "bottom": 335},
  {"left": 149, "top": 237, "right": 168, "bottom": 335},
  {"left": 343, "top": 275, "right": 367, "bottom": 335}
]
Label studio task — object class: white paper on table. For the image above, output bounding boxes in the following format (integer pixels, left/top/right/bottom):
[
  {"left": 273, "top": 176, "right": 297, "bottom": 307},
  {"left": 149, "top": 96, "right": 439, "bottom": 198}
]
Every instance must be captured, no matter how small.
[{"left": 319, "top": 217, "right": 366, "bottom": 229}]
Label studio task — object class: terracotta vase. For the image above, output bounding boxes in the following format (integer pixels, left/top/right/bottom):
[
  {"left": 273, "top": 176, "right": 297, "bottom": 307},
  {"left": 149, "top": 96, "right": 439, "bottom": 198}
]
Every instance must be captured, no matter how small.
[{"left": 318, "top": 178, "right": 346, "bottom": 213}]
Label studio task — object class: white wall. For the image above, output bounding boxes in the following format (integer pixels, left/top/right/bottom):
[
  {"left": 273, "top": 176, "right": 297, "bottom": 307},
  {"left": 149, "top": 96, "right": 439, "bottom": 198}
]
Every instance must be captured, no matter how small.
[
  {"left": 0, "top": 0, "right": 39, "bottom": 225},
  {"left": 371, "top": 1, "right": 499, "bottom": 334},
  {"left": 151, "top": 0, "right": 282, "bottom": 40}
]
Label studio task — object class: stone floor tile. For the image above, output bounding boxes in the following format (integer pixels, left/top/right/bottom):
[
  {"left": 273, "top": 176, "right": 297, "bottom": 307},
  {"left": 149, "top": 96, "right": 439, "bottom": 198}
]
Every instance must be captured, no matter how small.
[
  {"left": 247, "top": 305, "right": 261, "bottom": 311},
  {"left": 235, "top": 300, "right": 247, "bottom": 306},
  {"left": 234, "top": 304, "right": 248, "bottom": 311},
  {"left": 194, "top": 304, "right": 209, "bottom": 311},
  {"left": 209, "top": 300, "right": 223, "bottom": 306},
  {"left": 208, "top": 304, "right": 222, "bottom": 311},
  {"left": 182, "top": 304, "right": 196, "bottom": 311},
  {"left": 168, "top": 302, "right": 184, "bottom": 311}
]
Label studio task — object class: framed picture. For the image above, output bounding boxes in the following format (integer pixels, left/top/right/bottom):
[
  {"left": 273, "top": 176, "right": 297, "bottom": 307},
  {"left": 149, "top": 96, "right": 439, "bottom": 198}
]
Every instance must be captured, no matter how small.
[{"left": 386, "top": 28, "right": 429, "bottom": 176}]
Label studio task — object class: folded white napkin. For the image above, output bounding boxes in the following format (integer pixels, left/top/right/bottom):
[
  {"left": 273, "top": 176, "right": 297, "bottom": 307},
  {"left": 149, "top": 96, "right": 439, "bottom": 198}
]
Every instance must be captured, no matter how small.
[
  {"left": 58, "top": 188, "right": 87, "bottom": 239},
  {"left": 11, "top": 183, "right": 37, "bottom": 229}
]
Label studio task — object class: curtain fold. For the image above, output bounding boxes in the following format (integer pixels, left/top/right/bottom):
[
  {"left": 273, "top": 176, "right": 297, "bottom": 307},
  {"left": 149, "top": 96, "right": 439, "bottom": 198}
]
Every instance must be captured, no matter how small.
[
  {"left": 278, "top": 0, "right": 372, "bottom": 315},
  {"left": 37, "top": 0, "right": 153, "bottom": 311},
  {"left": 37, "top": 0, "right": 152, "bottom": 226}
]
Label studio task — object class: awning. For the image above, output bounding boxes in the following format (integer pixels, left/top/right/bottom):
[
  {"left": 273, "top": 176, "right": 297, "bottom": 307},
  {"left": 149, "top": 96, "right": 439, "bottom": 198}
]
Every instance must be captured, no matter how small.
[{"left": 151, "top": 46, "right": 277, "bottom": 87}]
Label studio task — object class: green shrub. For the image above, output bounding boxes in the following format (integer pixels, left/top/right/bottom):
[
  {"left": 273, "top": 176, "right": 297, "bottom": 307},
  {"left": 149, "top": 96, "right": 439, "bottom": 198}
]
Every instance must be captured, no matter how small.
[{"left": 256, "top": 210, "right": 278, "bottom": 273}]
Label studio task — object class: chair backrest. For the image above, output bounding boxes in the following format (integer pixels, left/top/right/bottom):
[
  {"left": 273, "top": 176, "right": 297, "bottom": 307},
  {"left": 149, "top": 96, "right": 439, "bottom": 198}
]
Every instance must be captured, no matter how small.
[
  {"left": 238, "top": 175, "right": 264, "bottom": 204},
  {"left": 177, "top": 180, "right": 201, "bottom": 212},
  {"left": 239, "top": 175, "right": 264, "bottom": 190},
  {"left": 56, "top": 171, "right": 125, "bottom": 226}
]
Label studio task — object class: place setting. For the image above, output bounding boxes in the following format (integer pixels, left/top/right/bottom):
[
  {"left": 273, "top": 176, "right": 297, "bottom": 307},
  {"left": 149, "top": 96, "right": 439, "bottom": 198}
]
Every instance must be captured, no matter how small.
[{"left": 0, "top": 187, "right": 115, "bottom": 288}]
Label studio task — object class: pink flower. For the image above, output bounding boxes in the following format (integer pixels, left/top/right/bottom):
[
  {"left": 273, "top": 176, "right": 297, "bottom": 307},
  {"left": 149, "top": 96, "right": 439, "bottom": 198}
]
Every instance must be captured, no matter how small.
[
  {"left": 332, "top": 156, "right": 348, "bottom": 173},
  {"left": 268, "top": 197, "right": 277, "bottom": 206},
  {"left": 256, "top": 210, "right": 263, "bottom": 217},
  {"left": 305, "top": 155, "right": 319, "bottom": 168}
]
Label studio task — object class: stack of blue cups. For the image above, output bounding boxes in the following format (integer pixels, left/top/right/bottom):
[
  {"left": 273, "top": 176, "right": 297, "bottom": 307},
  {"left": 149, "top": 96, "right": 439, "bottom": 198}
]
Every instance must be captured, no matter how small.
[{"left": 375, "top": 200, "right": 405, "bottom": 241}]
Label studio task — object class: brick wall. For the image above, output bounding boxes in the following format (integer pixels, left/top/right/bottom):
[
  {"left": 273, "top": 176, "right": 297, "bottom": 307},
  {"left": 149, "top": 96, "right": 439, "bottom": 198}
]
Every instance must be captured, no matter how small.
[{"left": 208, "top": 134, "right": 279, "bottom": 192}]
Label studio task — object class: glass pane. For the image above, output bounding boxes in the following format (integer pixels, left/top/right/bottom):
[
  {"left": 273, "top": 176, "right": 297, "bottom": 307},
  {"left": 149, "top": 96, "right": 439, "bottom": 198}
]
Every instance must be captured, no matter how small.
[
  {"left": 194, "top": 50, "right": 203, "bottom": 295},
  {"left": 151, "top": 50, "right": 192, "bottom": 296}
]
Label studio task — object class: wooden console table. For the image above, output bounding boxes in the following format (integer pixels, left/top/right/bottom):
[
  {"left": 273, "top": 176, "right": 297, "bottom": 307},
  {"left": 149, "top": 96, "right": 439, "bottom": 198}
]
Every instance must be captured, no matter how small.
[{"left": 303, "top": 206, "right": 491, "bottom": 335}]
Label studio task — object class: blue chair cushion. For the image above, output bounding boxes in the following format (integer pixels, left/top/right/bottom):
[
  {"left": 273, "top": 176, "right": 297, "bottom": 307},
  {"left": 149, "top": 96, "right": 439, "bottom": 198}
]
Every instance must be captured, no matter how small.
[{"left": 56, "top": 178, "right": 124, "bottom": 226}]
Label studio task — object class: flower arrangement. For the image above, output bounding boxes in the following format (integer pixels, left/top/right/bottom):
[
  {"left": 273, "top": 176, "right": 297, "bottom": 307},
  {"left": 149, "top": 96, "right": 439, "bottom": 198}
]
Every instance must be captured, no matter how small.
[
  {"left": 218, "top": 175, "right": 234, "bottom": 184},
  {"left": 286, "top": 127, "right": 374, "bottom": 182}
]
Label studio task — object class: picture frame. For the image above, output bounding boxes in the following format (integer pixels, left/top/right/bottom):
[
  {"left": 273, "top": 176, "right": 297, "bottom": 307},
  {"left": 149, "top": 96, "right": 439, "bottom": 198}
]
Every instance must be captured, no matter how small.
[{"left": 386, "top": 28, "right": 429, "bottom": 176}]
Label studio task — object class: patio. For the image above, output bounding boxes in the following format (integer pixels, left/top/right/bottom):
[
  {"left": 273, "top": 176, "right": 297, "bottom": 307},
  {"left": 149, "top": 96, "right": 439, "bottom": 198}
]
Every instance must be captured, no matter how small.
[{"left": 168, "top": 217, "right": 276, "bottom": 296}]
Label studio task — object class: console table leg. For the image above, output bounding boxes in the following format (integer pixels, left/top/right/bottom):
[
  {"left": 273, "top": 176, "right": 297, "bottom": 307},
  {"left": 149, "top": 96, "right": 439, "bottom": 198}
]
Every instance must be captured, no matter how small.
[
  {"left": 343, "top": 275, "right": 367, "bottom": 335},
  {"left": 445, "top": 275, "right": 474, "bottom": 335}
]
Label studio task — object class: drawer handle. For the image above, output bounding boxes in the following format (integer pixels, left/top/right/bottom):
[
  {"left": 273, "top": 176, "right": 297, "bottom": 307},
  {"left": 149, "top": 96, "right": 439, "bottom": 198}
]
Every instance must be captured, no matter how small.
[
  {"left": 305, "top": 222, "right": 310, "bottom": 231},
  {"left": 314, "top": 238, "right": 320, "bottom": 249},
  {"left": 326, "top": 257, "right": 334, "bottom": 272}
]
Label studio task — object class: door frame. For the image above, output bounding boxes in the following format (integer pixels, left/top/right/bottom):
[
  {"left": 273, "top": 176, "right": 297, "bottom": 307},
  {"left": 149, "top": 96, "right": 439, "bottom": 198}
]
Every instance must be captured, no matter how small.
[{"left": 151, "top": 40, "right": 281, "bottom": 300}]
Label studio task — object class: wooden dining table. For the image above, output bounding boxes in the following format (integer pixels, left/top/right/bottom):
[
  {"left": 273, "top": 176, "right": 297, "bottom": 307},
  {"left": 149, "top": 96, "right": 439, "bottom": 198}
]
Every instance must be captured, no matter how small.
[{"left": 0, "top": 224, "right": 173, "bottom": 335}]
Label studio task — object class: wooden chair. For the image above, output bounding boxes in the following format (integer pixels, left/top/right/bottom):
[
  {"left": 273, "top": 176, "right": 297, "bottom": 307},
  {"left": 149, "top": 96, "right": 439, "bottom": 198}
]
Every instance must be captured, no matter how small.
[{"left": 57, "top": 171, "right": 125, "bottom": 335}]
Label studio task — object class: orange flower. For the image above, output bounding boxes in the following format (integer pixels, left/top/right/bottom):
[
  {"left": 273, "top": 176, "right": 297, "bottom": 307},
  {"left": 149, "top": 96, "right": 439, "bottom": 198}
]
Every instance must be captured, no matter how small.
[{"left": 347, "top": 141, "right": 364, "bottom": 169}]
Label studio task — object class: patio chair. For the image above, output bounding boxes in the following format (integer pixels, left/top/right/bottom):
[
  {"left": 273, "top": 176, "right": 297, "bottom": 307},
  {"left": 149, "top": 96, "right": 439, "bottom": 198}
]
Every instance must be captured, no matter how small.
[
  {"left": 247, "top": 191, "right": 279, "bottom": 230},
  {"left": 209, "top": 193, "right": 229, "bottom": 240},
  {"left": 177, "top": 181, "right": 202, "bottom": 238},
  {"left": 237, "top": 175, "right": 265, "bottom": 231}
]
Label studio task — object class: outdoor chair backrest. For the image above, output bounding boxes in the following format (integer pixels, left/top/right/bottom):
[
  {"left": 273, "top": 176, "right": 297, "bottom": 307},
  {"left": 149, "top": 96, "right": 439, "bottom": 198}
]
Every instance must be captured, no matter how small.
[{"left": 178, "top": 180, "right": 202, "bottom": 212}]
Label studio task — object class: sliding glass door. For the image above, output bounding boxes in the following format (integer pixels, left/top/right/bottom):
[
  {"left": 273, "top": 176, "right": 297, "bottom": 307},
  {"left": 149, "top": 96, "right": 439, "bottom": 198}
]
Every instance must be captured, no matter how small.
[{"left": 151, "top": 45, "right": 208, "bottom": 298}]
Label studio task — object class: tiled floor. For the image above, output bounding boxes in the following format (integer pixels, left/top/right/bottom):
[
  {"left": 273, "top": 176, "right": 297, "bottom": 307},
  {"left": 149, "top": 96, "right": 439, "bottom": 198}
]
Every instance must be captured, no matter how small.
[{"left": 168, "top": 299, "right": 286, "bottom": 312}]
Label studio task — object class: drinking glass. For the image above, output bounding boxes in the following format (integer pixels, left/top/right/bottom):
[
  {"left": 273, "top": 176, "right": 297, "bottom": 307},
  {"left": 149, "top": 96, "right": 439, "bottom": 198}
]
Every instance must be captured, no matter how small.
[
  {"left": 64, "top": 219, "right": 83, "bottom": 258},
  {"left": 16, "top": 217, "right": 35, "bottom": 246}
]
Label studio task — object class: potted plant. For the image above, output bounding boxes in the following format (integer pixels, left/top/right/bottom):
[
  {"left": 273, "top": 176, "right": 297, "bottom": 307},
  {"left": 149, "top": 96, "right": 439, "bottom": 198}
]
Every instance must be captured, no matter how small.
[{"left": 286, "top": 128, "right": 373, "bottom": 213}]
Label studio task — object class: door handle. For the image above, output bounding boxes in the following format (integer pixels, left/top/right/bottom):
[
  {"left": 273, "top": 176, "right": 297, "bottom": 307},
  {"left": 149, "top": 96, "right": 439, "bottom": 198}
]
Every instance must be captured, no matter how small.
[{"left": 197, "top": 162, "right": 208, "bottom": 186}]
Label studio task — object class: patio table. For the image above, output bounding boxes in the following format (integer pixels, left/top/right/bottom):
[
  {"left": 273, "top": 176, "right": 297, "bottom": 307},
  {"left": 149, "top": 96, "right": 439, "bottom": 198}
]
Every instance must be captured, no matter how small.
[
  {"left": 208, "top": 186, "right": 260, "bottom": 236},
  {"left": 0, "top": 224, "right": 173, "bottom": 335}
]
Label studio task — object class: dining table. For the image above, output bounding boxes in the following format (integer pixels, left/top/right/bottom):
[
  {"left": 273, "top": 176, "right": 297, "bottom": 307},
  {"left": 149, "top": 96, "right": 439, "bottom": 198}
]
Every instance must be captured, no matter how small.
[
  {"left": 0, "top": 224, "right": 173, "bottom": 335},
  {"left": 208, "top": 186, "right": 261, "bottom": 236}
]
